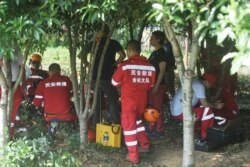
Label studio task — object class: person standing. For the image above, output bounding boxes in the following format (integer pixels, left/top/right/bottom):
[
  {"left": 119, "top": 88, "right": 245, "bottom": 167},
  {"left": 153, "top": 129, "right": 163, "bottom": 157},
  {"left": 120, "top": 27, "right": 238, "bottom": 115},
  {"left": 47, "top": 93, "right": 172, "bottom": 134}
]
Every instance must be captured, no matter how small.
[
  {"left": 91, "top": 24, "right": 126, "bottom": 125},
  {"left": 171, "top": 73, "right": 224, "bottom": 143},
  {"left": 112, "top": 40, "right": 156, "bottom": 164},
  {"left": 148, "top": 31, "right": 168, "bottom": 139}
]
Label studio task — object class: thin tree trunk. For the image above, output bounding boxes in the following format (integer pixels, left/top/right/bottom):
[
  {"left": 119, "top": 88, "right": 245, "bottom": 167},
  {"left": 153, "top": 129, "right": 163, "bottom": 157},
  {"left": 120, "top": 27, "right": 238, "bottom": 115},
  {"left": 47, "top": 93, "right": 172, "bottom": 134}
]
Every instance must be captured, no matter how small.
[
  {"left": 162, "top": 17, "right": 200, "bottom": 167},
  {"left": 89, "top": 21, "right": 116, "bottom": 119},
  {"left": 182, "top": 20, "right": 199, "bottom": 167},
  {"left": 0, "top": 68, "right": 8, "bottom": 156},
  {"left": 2, "top": 59, "right": 12, "bottom": 124},
  {"left": 78, "top": 28, "right": 89, "bottom": 148},
  {"left": 162, "top": 17, "right": 185, "bottom": 84},
  {"left": 68, "top": 19, "right": 80, "bottom": 115},
  {"left": 128, "top": 16, "right": 134, "bottom": 40},
  {"left": 137, "top": 19, "right": 146, "bottom": 42},
  {"left": 66, "top": 15, "right": 89, "bottom": 147},
  {"left": 80, "top": 26, "right": 101, "bottom": 147},
  {"left": 182, "top": 70, "right": 195, "bottom": 167}
]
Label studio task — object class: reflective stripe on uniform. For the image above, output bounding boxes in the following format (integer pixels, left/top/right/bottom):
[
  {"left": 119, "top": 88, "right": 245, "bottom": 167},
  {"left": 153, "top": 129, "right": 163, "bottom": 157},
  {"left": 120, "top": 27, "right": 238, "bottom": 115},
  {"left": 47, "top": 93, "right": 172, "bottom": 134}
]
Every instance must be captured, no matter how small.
[
  {"left": 124, "top": 129, "right": 137, "bottom": 135},
  {"left": 111, "top": 79, "right": 120, "bottom": 86},
  {"left": 201, "top": 107, "right": 214, "bottom": 121},
  {"left": 122, "top": 65, "right": 155, "bottom": 71},
  {"left": 136, "top": 120, "right": 142, "bottom": 125},
  {"left": 215, "top": 116, "right": 226, "bottom": 125},
  {"left": 29, "top": 75, "right": 44, "bottom": 79},
  {"left": 125, "top": 141, "right": 138, "bottom": 146},
  {"left": 137, "top": 127, "right": 145, "bottom": 132},
  {"left": 34, "top": 95, "right": 43, "bottom": 99}
]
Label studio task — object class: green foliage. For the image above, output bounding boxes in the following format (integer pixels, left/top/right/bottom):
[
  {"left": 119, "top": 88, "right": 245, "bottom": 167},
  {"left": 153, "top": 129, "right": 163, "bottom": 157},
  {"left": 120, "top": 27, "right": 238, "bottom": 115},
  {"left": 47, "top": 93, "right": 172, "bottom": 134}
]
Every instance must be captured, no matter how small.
[
  {"left": 237, "top": 75, "right": 250, "bottom": 98},
  {"left": 43, "top": 47, "right": 73, "bottom": 76},
  {"left": 193, "top": 0, "right": 250, "bottom": 74},
  {"left": 148, "top": 0, "right": 250, "bottom": 74},
  {"left": 0, "top": 137, "right": 82, "bottom": 167},
  {"left": 0, "top": 1, "right": 58, "bottom": 58}
]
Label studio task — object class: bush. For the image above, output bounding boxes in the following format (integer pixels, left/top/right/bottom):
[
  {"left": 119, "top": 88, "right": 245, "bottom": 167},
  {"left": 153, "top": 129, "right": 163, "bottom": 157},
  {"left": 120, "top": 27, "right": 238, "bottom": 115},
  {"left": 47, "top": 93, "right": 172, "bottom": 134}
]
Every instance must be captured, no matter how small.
[
  {"left": 1, "top": 137, "right": 82, "bottom": 167},
  {"left": 237, "top": 75, "right": 250, "bottom": 97}
]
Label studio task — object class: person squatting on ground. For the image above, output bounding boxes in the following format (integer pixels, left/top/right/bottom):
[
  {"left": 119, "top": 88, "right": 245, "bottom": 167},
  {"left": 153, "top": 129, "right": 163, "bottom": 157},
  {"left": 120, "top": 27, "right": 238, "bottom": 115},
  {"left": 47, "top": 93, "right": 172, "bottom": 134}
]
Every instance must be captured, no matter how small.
[
  {"left": 207, "top": 74, "right": 240, "bottom": 124},
  {"left": 111, "top": 40, "right": 156, "bottom": 164},
  {"left": 171, "top": 73, "right": 224, "bottom": 142},
  {"left": 33, "top": 63, "right": 77, "bottom": 132},
  {"left": 25, "top": 53, "right": 48, "bottom": 100},
  {"left": 147, "top": 30, "right": 168, "bottom": 139},
  {"left": 88, "top": 24, "right": 126, "bottom": 125},
  {"left": 0, "top": 55, "right": 31, "bottom": 138}
]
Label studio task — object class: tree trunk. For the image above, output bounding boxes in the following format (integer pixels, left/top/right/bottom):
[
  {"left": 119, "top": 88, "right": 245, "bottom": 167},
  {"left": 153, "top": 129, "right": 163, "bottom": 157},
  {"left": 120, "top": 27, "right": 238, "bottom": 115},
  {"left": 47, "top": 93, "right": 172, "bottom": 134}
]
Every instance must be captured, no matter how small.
[
  {"left": 0, "top": 42, "right": 31, "bottom": 155},
  {"left": 89, "top": 21, "right": 116, "bottom": 119},
  {"left": 81, "top": 25, "right": 101, "bottom": 147},
  {"left": 162, "top": 17, "right": 185, "bottom": 83},
  {"left": 182, "top": 70, "right": 195, "bottom": 167},
  {"left": 66, "top": 15, "right": 89, "bottom": 147},
  {"left": 137, "top": 18, "right": 146, "bottom": 41},
  {"left": 0, "top": 68, "right": 8, "bottom": 156},
  {"left": 128, "top": 16, "right": 134, "bottom": 40},
  {"left": 182, "top": 20, "right": 199, "bottom": 167},
  {"left": 162, "top": 17, "right": 200, "bottom": 167}
]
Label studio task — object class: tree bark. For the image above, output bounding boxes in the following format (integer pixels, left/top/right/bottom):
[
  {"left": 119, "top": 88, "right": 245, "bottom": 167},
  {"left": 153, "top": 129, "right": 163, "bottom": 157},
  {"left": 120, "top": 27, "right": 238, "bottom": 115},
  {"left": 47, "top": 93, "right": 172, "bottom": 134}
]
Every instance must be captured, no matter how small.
[
  {"left": 0, "top": 68, "right": 8, "bottom": 156},
  {"left": 137, "top": 18, "right": 146, "bottom": 42},
  {"left": 162, "top": 17, "right": 185, "bottom": 84},
  {"left": 128, "top": 16, "right": 134, "bottom": 40},
  {"left": 89, "top": 21, "right": 116, "bottom": 119},
  {"left": 182, "top": 20, "right": 199, "bottom": 167},
  {"left": 162, "top": 17, "right": 200, "bottom": 167},
  {"left": 65, "top": 14, "right": 89, "bottom": 147}
]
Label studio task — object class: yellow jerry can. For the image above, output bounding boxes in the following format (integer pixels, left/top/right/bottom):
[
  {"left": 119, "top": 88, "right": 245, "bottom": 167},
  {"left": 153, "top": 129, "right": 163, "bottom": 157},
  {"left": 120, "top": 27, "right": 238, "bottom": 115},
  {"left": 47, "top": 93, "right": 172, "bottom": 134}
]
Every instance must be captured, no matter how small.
[{"left": 96, "top": 123, "right": 121, "bottom": 148}]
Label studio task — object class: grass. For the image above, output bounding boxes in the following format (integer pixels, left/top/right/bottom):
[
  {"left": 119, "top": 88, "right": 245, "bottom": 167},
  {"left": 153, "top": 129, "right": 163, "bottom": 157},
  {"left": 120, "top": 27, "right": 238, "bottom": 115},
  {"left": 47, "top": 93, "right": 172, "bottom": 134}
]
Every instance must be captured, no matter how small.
[{"left": 41, "top": 46, "right": 72, "bottom": 75}]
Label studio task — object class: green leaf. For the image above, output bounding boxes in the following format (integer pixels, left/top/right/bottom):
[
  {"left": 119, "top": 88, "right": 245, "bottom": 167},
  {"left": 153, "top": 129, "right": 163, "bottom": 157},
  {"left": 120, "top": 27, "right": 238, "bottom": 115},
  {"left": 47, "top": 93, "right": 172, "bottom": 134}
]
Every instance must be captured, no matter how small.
[
  {"left": 217, "top": 27, "right": 233, "bottom": 44},
  {"left": 34, "top": 30, "right": 40, "bottom": 40},
  {"left": 152, "top": 3, "right": 163, "bottom": 11}
]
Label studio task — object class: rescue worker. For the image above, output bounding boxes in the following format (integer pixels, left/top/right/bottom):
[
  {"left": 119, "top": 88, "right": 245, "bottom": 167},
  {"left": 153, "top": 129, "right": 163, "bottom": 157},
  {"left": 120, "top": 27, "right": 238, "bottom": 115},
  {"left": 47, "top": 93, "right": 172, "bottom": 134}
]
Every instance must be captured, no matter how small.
[
  {"left": 171, "top": 73, "right": 224, "bottom": 144},
  {"left": 87, "top": 24, "right": 126, "bottom": 125},
  {"left": 0, "top": 55, "right": 31, "bottom": 139},
  {"left": 33, "top": 63, "right": 77, "bottom": 125},
  {"left": 209, "top": 74, "right": 240, "bottom": 123},
  {"left": 111, "top": 40, "right": 156, "bottom": 164},
  {"left": 212, "top": 87, "right": 239, "bottom": 125},
  {"left": 26, "top": 53, "right": 48, "bottom": 100}
]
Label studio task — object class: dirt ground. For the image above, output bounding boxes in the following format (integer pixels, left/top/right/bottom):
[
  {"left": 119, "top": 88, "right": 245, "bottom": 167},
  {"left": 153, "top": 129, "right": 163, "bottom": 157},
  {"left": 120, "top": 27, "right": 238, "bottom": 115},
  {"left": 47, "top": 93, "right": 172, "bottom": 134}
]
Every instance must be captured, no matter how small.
[{"left": 80, "top": 98, "right": 250, "bottom": 167}]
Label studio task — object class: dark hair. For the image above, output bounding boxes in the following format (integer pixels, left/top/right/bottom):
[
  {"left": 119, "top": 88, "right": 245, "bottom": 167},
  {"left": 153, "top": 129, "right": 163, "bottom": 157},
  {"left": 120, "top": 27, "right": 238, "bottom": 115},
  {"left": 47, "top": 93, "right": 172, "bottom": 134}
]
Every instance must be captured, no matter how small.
[
  {"left": 152, "top": 31, "right": 166, "bottom": 45},
  {"left": 95, "top": 23, "right": 110, "bottom": 34},
  {"left": 49, "top": 63, "right": 61, "bottom": 73},
  {"left": 127, "top": 40, "right": 141, "bottom": 53}
]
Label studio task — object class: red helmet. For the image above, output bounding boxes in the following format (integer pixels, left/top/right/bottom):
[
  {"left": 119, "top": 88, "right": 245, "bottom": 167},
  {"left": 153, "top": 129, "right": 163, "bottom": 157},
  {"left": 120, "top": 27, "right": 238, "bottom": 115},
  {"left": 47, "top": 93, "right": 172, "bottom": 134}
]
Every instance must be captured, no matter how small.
[{"left": 144, "top": 108, "right": 160, "bottom": 123}]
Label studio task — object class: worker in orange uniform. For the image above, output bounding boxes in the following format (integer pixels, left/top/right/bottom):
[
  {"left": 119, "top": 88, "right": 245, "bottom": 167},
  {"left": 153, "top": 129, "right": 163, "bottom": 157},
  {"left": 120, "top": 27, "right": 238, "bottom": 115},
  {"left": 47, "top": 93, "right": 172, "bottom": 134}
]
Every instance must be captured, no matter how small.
[
  {"left": 111, "top": 40, "right": 156, "bottom": 164},
  {"left": 26, "top": 53, "right": 48, "bottom": 100}
]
